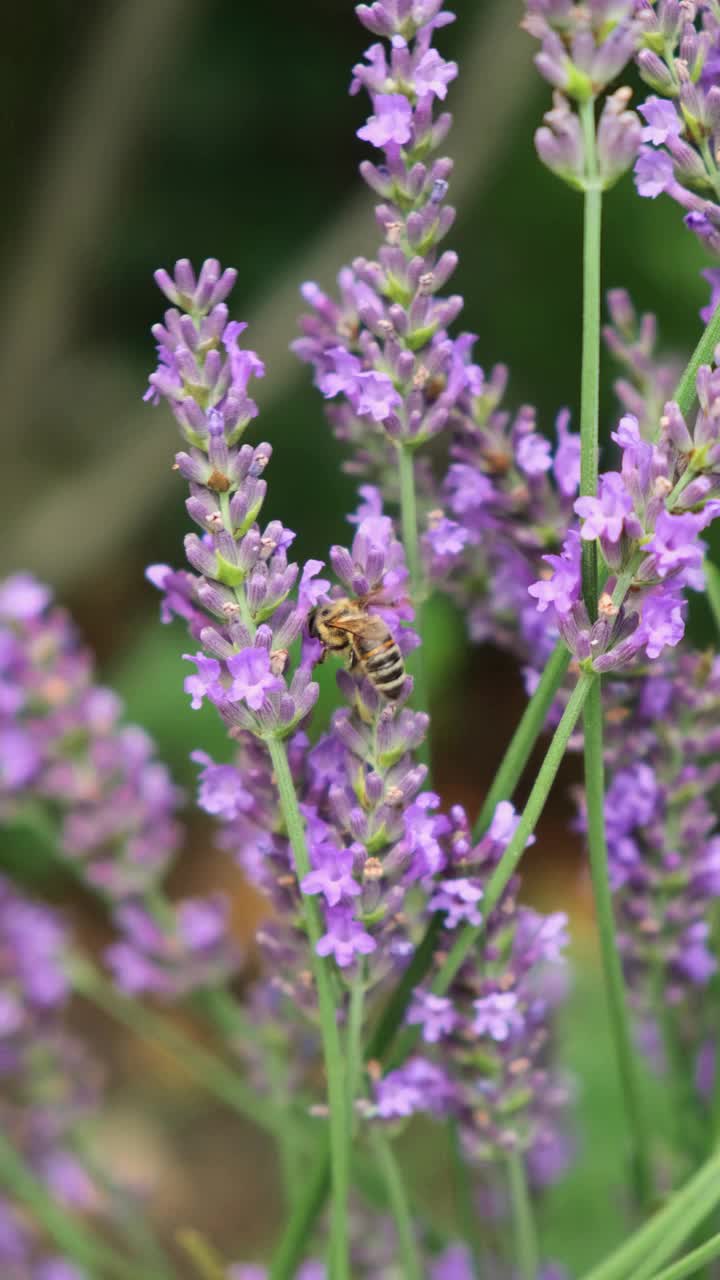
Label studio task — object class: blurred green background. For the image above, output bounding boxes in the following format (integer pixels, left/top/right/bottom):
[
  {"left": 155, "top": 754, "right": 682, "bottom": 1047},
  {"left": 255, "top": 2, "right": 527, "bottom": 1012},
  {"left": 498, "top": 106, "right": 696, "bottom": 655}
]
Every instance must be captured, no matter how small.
[{"left": 2, "top": 0, "right": 715, "bottom": 1271}]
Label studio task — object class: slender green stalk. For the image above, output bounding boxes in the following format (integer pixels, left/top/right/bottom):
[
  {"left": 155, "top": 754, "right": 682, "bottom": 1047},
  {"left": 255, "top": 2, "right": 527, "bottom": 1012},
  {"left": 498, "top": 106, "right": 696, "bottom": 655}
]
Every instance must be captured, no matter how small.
[
  {"left": 346, "top": 963, "right": 367, "bottom": 1131},
  {"left": 578, "top": 84, "right": 653, "bottom": 1206},
  {"left": 673, "top": 302, "right": 720, "bottom": 418},
  {"left": 177, "top": 1229, "right": 229, "bottom": 1280},
  {"left": 633, "top": 1175, "right": 720, "bottom": 1280},
  {"left": 0, "top": 1133, "right": 148, "bottom": 1280},
  {"left": 704, "top": 559, "right": 720, "bottom": 637},
  {"left": 71, "top": 958, "right": 286, "bottom": 1140},
  {"left": 474, "top": 638, "right": 572, "bottom": 836},
  {"left": 507, "top": 1152, "right": 539, "bottom": 1280},
  {"left": 581, "top": 1145, "right": 720, "bottom": 1280},
  {"left": 426, "top": 670, "right": 594, "bottom": 1006},
  {"left": 396, "top": 440, "right": 431, "bottom": 770},
  {"left": 448, "top": 1120, "right": 483, "bottom": 1278},
  {"left": 369, "top": 1130, "right": 423, "bottom": 1280},
  {"left": 645, "top": 1233, "right": 720, "bottom": 1280},
  {"left": 579, "top": 95, "right": 602, "bottom": 619},
  {"left": 266, "top": 736, "right": 350, "bottom": 1280},
  {"left": 584, "top": 678, "right": 654, "bottom": 1205}
]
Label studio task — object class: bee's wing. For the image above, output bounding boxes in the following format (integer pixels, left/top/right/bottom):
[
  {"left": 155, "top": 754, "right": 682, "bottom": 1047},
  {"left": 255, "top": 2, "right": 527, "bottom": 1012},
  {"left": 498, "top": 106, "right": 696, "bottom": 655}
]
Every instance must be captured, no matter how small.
[
  {"left": 325, "top": 617, "right": 370, "bottom": 637},
  {"left": 331, "top": 614, "right": 390, "bottom": 642}
]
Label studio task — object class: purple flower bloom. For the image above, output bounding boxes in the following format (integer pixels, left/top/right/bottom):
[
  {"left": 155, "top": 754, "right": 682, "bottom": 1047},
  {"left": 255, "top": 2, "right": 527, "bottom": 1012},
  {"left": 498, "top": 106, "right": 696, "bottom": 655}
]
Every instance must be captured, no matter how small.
[
  {"left": 472, "top": 991, "right": 524, "bottom": 1041},
  {"left": 428, "top": 877, "right": 483, "bottom": 928},
  {"left": 634, "top": 147, "right": 675, "bottom": 198},
  {"left": 357, "top": 93, "right": 413, "bottom": 147},
  {"left": 374, "top": 1057, "right": 452, "bottom": 1119},
  {"left": 227, "top": 648, "right": 285, "bottom": 711},
  {"left": 316, "top": 908, "right": 376, "bottom": 968},
  {"left": 192, "top": 749, "right": 254, "bottom": 819},
  {"left": 0, "top": 573, "right": 52, "bottom": 621},
  {"left": 183, "top": 653, "right": 222, "bottom": 709},
  {"left": 517, "top": 432, "right": 553, "bottom": 477},
  {"left": 414, "top": 49, "right": 458, "bottom": 100},
  {"left": 638, "top": 97, "right": 682, "bottom": 146},
  {"left": 574, "top": 471, "right": 641, "bottom": 548},
  {"left": 301, "top": 845, "right": 361, "bottom": 907},
  {"left": 644, "top": 510, "right": 706, "bottom": 588},
  {"left": 528, "top": 530, "right": 581, "bottom": 619},
  {"left": 407, "top": 990, "right": 458, "bottom": 1042}
]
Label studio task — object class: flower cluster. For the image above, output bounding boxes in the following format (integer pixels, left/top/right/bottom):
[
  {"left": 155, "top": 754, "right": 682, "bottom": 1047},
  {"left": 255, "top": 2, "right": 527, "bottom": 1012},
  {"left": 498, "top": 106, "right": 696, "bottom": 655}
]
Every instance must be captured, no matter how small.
[
  {"left": 423, "top": 367, "right": 581, "bottom": 681},
  {"left": 0, "top": 876, "right": 101, "bottom": 1280},
  {"left": 585, "top": 652, "right": 720, "bottom": 1084},
  {"left": 375, "top": 803, "right": 574, "bottom": 1188},
  {"left": 0, "top": 574, "right": 180, "bottom": 896},
  {"left": 0, "top": 571, "right": 237, "bottom": 999},
  {"left": 522, "top": 1, "right": 643, "bottom": 189},
  {"left": 529, "top": 360, "right": 720, "bottom": 671},
  {"left": 146, "top": 262, "right": 326, "bottom": 742},
  {"left": 633, "top": 1, "right": 720, "bottom": 283},
  {"left": 294, "top": 0, "right": 466, "bottom": 481}
]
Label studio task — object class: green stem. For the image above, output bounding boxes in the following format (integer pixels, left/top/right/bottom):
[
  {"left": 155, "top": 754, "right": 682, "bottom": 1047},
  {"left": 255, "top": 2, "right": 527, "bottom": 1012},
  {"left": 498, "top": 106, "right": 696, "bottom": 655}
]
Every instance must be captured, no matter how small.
[
  {"left": 70, "top": 958, "right": 287, "bottom": 1141},
  {"left": 579, "top": 95, "right": 602, "bottom": 620},
  {"left": 645, "top": 1232, "right": 720, "bottom": 1280},
  {"left": 581, "top": 1145, "right": 720, "bottom": 1280},
  {"left": 507, "top": 1151, "right": 539, "bottom": 1280},
  {"left": 0, "top": 1133, "right": 146, "bottom": 1280},
  {"left": 674, "top": 302, "right": 720, "bottom": 418},
  {"left": 427, "top": 670, "right": 594, "bottom": 1007},
  {"left": 369, "top": 1130, "right": 423, "bottom": 1280},
  {"left": 473, "top": 639, "right": 571, "bottom": 837},
  {"left": 396, "top": 440, "right": 431, "bottom": 770},
  {"left": 633, "top": 1174, "right": 720, "bottom": 1280},
  {"left": 584, "top": 678, "right": 654, "bottom": 1206},
  {"left": 266, "top": 736, "right": 350, "bottom": 1280},
  {"left": 448, "top": 1120, "right": 483, "bottom": 1278},
  {"left": 346, "top": 964, "right": 367, "bottom": 1132}
]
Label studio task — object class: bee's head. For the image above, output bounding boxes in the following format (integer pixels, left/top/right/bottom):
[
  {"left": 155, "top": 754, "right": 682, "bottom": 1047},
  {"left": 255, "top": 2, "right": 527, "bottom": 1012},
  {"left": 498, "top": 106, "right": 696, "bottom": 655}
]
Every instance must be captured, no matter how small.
[
  {"left": 308, "top": 602, "right": 332, "bottom": 638},
  {"left": 307, "top": 598, "right": 351, "bottom": 639}
]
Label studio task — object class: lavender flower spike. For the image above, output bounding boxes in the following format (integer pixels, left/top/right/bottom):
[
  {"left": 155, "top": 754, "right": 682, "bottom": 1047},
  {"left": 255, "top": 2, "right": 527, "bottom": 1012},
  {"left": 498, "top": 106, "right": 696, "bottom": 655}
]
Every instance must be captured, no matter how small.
[
  {"left": 294, "top": 0, "right": 468, "bottom": 482},
  {"left": 0, "top": 574, "right": 182, "bottom": 900}
]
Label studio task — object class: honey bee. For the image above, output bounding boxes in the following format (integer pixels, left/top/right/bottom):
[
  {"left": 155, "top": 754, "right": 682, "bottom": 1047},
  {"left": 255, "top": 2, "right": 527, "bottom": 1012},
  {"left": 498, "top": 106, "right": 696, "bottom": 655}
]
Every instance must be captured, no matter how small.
[{"left": 308, "top": 596, "right": 406, "bottom": 701}]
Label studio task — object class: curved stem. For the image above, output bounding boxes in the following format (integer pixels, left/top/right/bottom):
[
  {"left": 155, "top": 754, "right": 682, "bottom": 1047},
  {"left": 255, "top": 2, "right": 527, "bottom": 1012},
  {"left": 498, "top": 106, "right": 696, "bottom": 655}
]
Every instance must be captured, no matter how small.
[
  {"left": 645, "top": 1232, "right": 720, "bottom": 1280},
  {"left": 584, "top": 679, "right": 653, "bottom": 1206},
  {"left": 507, "top": 1152, "right": 539, "bottom": 1280},
  {"left": 396, "top": 441, "right": 431, "bottom": 770},
  {"left": 581, "top": 1144, "right": 720, "bottom": 1280},
  {"left": 266, "top": 736, "right": 350, "bottom": 1280},
  {"left": 369, "top": 1130, "right": 423, "bottom": 1280}
]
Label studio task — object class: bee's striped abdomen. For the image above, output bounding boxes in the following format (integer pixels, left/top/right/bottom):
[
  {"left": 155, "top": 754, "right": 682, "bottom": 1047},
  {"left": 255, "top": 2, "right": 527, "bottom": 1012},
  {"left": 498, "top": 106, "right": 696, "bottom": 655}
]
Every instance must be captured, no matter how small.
[{"left": 360, "top": 637, "right": 405, "bottom": 700}]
